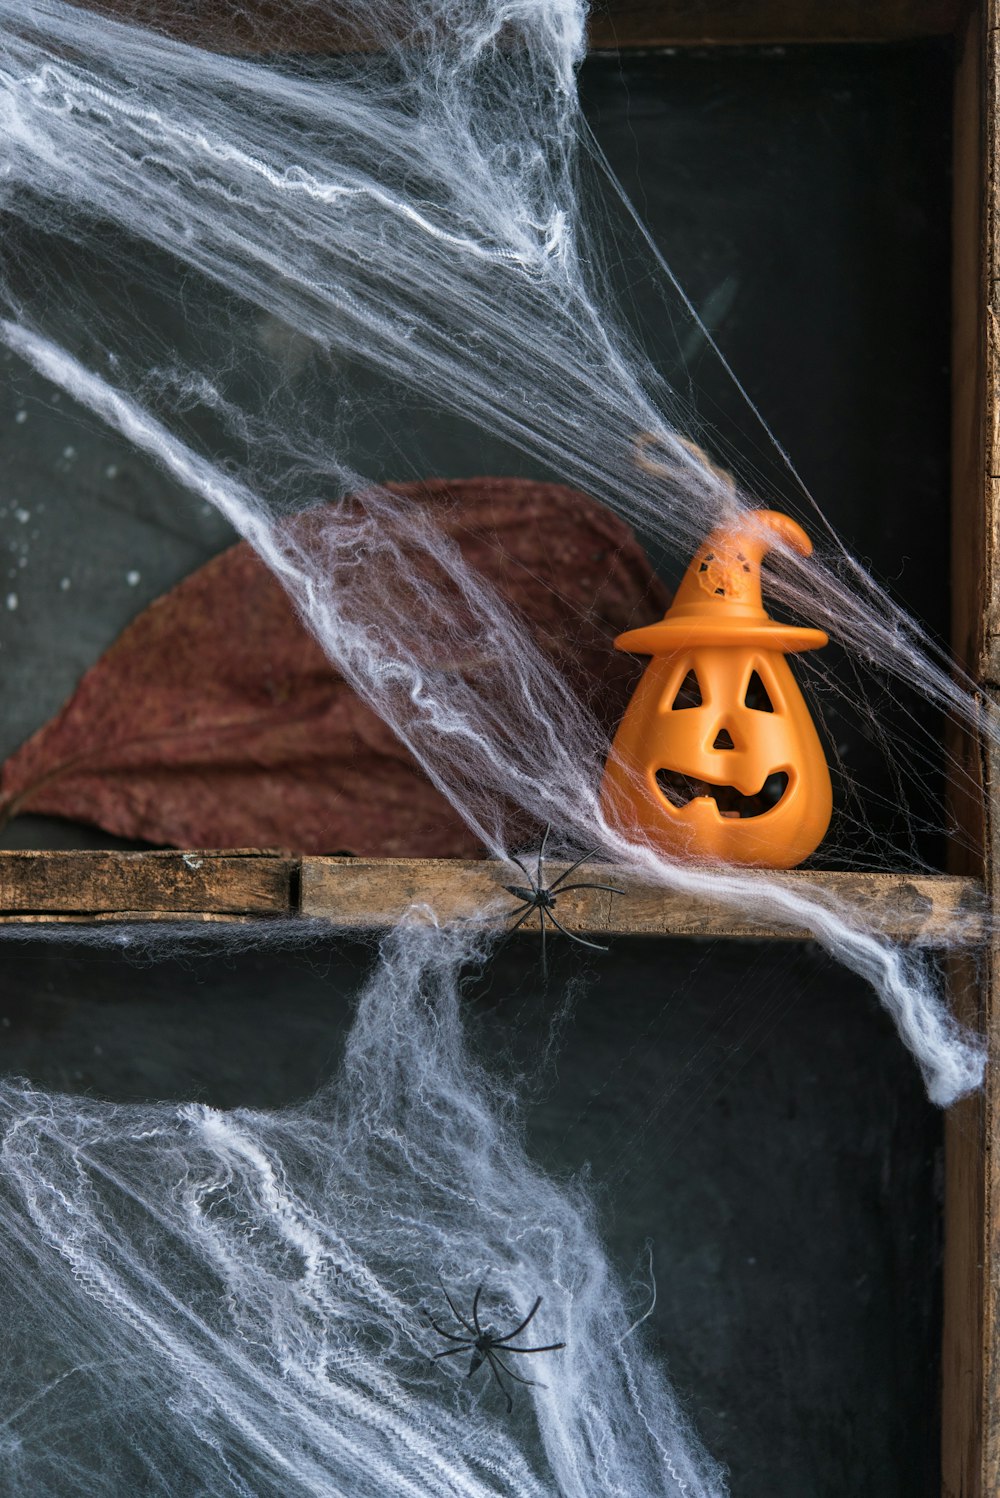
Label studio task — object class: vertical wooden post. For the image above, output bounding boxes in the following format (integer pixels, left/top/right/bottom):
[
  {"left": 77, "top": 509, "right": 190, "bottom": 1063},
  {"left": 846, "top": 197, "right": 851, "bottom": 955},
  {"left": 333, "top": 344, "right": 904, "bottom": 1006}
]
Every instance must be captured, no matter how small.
[{"left": 943, "top": 3, "right": 998, "bottom": 1492}]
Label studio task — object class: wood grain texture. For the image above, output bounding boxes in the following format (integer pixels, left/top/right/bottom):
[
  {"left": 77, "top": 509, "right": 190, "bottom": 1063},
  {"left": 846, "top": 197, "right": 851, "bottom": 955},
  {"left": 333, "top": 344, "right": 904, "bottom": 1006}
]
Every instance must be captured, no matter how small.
[
  {"left": 0, "top": 850, "right": 297, "bottom": 917},
  {"left": 981, "top": 0, "right": 1000, "bottom": 686},
  {"left": 943, "top": 5, "right": 1000, "bottom": 1496},
  {"left": 82, "top": 0, "right": 966, "bottom": 54},
  {"left": 300, "top": 858, "right": 985, "bottom": 942},
  {"left": 958, "top": 0, "right": 1000, "bottom": 693},
  {"left": 0, "top": 851, "right": 985, "bottom": 941}
]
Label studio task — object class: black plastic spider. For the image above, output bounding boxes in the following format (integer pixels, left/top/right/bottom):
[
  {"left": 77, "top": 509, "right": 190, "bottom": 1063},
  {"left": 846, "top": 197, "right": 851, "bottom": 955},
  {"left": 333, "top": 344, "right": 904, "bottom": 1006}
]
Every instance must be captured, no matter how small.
[
  {"left": 428, "top": 1282, "right": 566, "bottom": 1413},
  {"left": 503, "top": 824, "right": 624, "bottom": 978}
]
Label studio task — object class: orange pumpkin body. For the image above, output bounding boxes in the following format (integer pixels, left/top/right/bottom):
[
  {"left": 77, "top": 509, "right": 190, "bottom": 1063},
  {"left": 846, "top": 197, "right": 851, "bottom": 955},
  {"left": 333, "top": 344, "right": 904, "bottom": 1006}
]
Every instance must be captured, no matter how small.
[{"left": 600, "top": 510, "right": 832, "bottom": 869}]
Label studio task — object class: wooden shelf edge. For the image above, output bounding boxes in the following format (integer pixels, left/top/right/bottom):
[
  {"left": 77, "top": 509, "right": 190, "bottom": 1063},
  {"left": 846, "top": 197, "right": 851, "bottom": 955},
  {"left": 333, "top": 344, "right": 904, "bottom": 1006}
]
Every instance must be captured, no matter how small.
[
  {"left": 0, "top": 849, "right": 299, "bottom": 919},
  {"left": 86, "top": 0, "right": 967, "bottom": 54},
  {"left": 0, "top": 850, "right": 984, "bottom": 943},
  {"left": 300, "top": 860, "right": 985, "bottom": 942}
]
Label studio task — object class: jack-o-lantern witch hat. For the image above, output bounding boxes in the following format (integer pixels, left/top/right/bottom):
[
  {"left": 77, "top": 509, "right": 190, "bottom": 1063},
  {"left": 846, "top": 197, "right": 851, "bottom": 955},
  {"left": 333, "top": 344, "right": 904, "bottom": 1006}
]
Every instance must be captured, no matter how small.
[{"left": 614, "top": 508, "right": 828, "bottom": 656}]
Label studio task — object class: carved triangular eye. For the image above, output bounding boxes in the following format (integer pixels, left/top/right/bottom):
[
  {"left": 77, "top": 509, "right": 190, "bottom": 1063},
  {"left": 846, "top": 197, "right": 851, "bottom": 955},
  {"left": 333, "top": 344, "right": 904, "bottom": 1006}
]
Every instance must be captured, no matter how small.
[
  {"left": 713, "top": 727, "right": 735, "bottom": 750},
  {"left": 745, "top": 670, "right": 774, "bottom": 712},
  {"left": 671, "top": 669, "right": 702, "bottom": 710}
]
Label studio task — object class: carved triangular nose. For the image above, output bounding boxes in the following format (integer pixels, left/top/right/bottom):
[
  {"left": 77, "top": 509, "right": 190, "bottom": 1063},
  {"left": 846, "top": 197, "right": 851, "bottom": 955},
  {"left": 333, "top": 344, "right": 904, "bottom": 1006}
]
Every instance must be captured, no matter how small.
[{"left": 713, "top": 727, "right": 735, "bottom": 750}]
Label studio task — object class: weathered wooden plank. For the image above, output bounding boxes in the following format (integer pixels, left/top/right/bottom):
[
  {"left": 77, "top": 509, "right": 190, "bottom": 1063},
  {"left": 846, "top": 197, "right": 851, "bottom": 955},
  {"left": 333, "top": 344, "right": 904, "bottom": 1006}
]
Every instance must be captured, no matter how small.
[
  {"left": 0, "top": 851, "right": 983, "bottom": 941},
  {"left": 942, "top": 4, "right": 999, "bottom": 1495},
  {"left": 976, "top": 0, "right": 1000, "bottom": 685},
  {"left": 300, "top": 858, "right": 985, "bottom": 943},
  {"left": 0, "top": 850, "right": 296, "bottom": 917},
  {"left": 86, "top": 0, "right": 965, "bottom": 56},
  {"left": 0, "top": 911, "right": 269, "bottom": 926}
]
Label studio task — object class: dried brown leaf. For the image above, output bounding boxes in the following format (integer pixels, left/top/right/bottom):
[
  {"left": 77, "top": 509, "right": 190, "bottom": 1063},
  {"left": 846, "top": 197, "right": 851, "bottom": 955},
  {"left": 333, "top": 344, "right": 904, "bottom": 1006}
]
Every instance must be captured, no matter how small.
[{"left": 0, "top": 478, "right": 667, "bottom": 855}]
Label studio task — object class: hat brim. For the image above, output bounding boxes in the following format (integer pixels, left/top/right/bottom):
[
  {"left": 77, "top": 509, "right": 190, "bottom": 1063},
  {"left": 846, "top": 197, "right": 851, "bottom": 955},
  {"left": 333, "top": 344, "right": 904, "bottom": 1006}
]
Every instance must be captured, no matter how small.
[{"left": 614, "top": 619, "right": 828, "bottom": 655}]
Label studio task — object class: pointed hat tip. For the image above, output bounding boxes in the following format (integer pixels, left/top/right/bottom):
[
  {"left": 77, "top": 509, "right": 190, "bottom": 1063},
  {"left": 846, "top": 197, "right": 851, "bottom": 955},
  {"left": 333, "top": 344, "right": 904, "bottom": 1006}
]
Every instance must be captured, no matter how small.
[
  {"left": 746, "top": 509, "right": 814, "bottom": 558},
  {"left": 615, "top": 507, "right": 826, "bottom": 655}
]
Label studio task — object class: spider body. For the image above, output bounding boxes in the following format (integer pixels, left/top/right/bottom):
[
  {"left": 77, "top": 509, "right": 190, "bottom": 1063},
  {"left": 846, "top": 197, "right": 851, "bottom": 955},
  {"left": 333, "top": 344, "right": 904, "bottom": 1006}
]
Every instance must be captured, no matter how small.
[
  {"left": 503, "top": 824, "right": 624, "bottom": 977},
  {"left": 428, "top": 1282, "right": 565, "bottom": 1413},
  {"left": 504, "top": 882, "right": 557, "bottom": 910}
]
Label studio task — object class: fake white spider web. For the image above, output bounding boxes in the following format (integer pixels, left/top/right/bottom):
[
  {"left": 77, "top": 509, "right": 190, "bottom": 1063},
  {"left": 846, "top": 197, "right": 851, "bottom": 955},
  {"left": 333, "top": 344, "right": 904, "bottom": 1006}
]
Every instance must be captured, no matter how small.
[
  {"left": 0, "top": 924, "right": 726, "bottom": 1498},
  {"left": 0, "top": 0, "right": 988, "bottom": 1492}
]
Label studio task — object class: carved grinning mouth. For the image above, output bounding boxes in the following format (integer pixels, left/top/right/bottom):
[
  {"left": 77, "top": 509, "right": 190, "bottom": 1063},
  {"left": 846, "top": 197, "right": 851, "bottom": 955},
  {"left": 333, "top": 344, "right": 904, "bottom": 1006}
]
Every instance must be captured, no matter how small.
[{"left": 654, "top": 769, "right": 790, "bottom": 819}]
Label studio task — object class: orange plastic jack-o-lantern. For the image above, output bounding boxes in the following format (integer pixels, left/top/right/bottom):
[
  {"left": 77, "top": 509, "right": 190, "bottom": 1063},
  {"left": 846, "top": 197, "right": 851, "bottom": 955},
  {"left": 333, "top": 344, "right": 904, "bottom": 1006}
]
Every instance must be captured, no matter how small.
[{"left": 600, "top": 509, "right": 831, "bottom": 868}]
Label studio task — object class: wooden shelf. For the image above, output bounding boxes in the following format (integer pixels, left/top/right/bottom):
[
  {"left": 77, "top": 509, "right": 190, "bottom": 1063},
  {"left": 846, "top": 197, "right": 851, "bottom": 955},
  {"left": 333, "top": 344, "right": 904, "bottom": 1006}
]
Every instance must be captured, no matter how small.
[
  {"left": 0, "top": 850, "right": 297, "bottom": 923},
  {"left": 92, "top": 0, "right": 965, "bottom": 54},
  {"left": 0, "top": 850, "right": 984, "bottom": 944}
]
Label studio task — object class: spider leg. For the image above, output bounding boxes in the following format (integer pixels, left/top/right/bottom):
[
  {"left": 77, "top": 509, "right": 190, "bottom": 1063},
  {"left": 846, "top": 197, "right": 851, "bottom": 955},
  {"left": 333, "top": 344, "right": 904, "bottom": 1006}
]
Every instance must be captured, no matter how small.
[
  {"left": 536, "top": 822, "right": 551, "bottom": 889},
  {"left": 550, "top": 883, "right": 625, "bottom": 897},
  {"left": 426, "top": 1316, "right": 471, "bottom": 1343},
  {"left": 471, "top": 1283, "right": 485, "bottom": 1338},
  {"left": 505, "top": 904, "right": 537, "bottom": 933},
  {"left": 490, "top": 1352, "right": 542, "bottom": 1389},
  {"left": 545, "top": 907, "right": 610, "bottom": 952},
  {"left": 547, "top": 847, "right": 601, "bottom": 891},
  {"left": 539, "top": 904, "right": 548, "bottom": 982},
  {"left": 492, "top": 1296, "right": 541, "bottom": 1344},
  {"left": 432, "top": 1345, "right": 472, "bottom": 1361},
  {"left": 500, "top": 1341, "right": 566, "bottom": 1355},
  {"left": 505, "top": 852, "right": 535, "bottom": 886},
  {"left": 440, "top": 1282, "right": 477, "bottom": 1337},
  {"left": 484, "top": 1351, "right": 514, "bottom": 1414}
]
